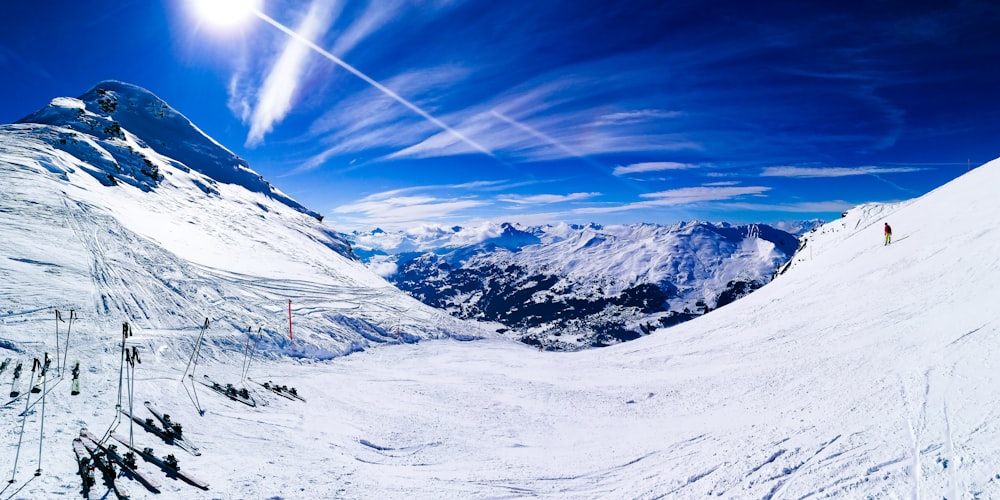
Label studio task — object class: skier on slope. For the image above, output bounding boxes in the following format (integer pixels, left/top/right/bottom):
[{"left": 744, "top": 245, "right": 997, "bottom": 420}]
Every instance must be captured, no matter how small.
[{"left": 884, "top": 222, "right": 892, "bottom": 246}]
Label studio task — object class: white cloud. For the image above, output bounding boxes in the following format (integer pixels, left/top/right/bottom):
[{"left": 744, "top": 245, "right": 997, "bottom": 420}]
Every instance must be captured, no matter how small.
[
  {"left": 497, "top": 192, "right": 601, "bottom": 205},
  {"left": 760, "top": 166, "right": 927, "bottom": 178},
  {"left": 640, "top": 186, "right": 771, "bottom": 203},
  {"left": 280, "top": 53, "right": 705, "bottom": 170},
  {"left": 336, "top": 195, "right": 438, "bottom": 213},
  {"left": 573, "top": 185, "right": 771, "bottom": 214},
  {"left": 333, "top": 196, "right": 489, "bottom": 228},
  {"left": 332, "top": 184, "right": 496, "bottom": 229},
  {"left": 613, "top": 162, "right": 695, "bottom": 176},
  {"left": 245, "top": 1, "right": 339, "bottom": 147},
  {"left": 328, "top": 1, "right": 402, "bottom": 58},
  {"left": 348, "top": 181, "right": 511, "bottom": 203},
  {"left": 723, "top": 200, "right": 856, "bottom": 212},
  {"left": 594, "top": 109, "right": 683, "bottom": 126},
  {"left": 366, "top": 257, "right": 399, "bottom": 278}
]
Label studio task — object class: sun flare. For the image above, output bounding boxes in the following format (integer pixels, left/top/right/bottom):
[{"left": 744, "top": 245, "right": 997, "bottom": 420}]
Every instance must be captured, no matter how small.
[{"left": 189, "top": 0, "right": 262, "bottom": 29}]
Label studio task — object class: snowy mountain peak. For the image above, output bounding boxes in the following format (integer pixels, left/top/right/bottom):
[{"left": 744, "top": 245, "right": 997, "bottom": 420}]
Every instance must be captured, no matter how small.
[
  {"left": 16, "top": 80, "right": 317, "bottom": 218},
  {"left": 351, "top": 220, "right": 802, "bottom": 348}
]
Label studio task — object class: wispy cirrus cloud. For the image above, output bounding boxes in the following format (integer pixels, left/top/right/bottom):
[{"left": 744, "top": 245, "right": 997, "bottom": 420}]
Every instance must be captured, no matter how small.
[
  {"left": 300, "top": 58, "right": 699, "bottom": 165},
  {"left": 239, "top": 0, "right": 473, "bottom": 154},
  {"left": 594, "top": 110, "right": 684, "bottom": 126},
  {"left": 216, "top": 0, "right": 984, "bottom": 228},
  {"left": 574, "top": 185, "right": 771, "bottom": 214},
  {"left": 497, "top": 192, "right": 601, "bottom": 205},
  {"left": 291, "top": 65, "right": 471, "bottom": 174},
  {"left": 328, "top": 1, "right": 403, "bottom": 58},
  {"left": 613, "top": 162, "right": 696, "bottom": 176},
  {"left": 760, "top": 165, "right": 929, "bottom": 178},
  {"left": 723, "top": 200, "right": 857, "bottom": 212},
  {"left": 640, "top": 186, "right": 772, "bottom": 204},
  {"left": 388, "top": 91, "right": 700, "bottom": 162},
  {"left": 245, "top": 1, "right": 340, "bottom": 147},
  {"left": 347, "top": 180, "right": 513, "bottom": 201},
  {"left": 333, "top": 192, "right": 489, "bottom": 227}
]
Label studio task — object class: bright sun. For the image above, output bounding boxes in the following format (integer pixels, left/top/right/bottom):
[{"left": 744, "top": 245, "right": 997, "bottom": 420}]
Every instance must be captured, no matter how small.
[{"left": 189, "top": 0, "right": 262, "bottom": 29}]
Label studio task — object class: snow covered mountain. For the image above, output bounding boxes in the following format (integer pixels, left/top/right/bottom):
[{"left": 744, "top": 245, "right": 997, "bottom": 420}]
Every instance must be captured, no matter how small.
[
  {"left": 1, "top": 80, "right": 481, "bottom": 358},
  {"left": 16, "top": 81, "right": 319, "bottom": 220},
  {"left": 349, "top": 221, "right": 803, "bottom": 349},
  {"left": 1, "top": 81, "right": 999, "bottom": 499}
]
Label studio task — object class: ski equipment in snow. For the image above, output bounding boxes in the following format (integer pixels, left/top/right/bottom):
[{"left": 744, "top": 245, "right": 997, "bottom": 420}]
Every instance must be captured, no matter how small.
[
  {"left": 71, "top": 361, "right": 81, "bottom": 396},
  {"left": 80, "top": 429, "right": 161, "bottom": 493},
  {"left": 72, "top": 438, "right": 96, "bottom": 497},
  {"left": 143, "top": 401, "right": 186, "bottom": 439},
  {"left": 250, "top": 378, "right": 305, "bottom": 402},
  {"left": 122, "top": 410, "right": 201, "bottom": 456},
  {"left": 8, "top": 361, "right": 21, "bottom": 398},
  {"left": 111, "top": 433, "right": 210, "bottom": 490},
  {"left": 78, "top": 433, "right": 131, "bottom": 500},
  {"left": 30, "top": 354, "right": 49, "bottom": 394},
  {"left": 199, "top": 374, "right": 256, "bottom": 407}
]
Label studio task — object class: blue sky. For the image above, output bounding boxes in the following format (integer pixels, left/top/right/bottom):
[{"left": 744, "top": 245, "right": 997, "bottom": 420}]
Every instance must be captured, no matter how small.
[{"left": 1, "top": 0, "right": 998, "bottom": 230}]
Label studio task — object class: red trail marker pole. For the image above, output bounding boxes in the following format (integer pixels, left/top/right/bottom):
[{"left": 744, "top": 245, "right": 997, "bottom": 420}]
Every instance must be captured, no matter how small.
[{"left": 288, "top": 300, "right": 293, "bottom": 341}]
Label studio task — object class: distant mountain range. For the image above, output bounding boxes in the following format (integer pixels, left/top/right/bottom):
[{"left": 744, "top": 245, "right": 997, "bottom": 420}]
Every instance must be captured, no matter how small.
[{"left": 348, "top": 220, "right": 821, "bottom": 349}]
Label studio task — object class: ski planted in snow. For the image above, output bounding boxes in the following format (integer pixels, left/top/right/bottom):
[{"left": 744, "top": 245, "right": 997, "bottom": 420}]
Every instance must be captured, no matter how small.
[
  {"left": 72, "top": 437, "right": 96, "bottom": 498},
  {"left": 80, "top": 429, "right": 161, "bottom": 493},
  {"left": 78, "top": 434, "right": 131, "bottom": 500},
  {"left": 7, "top": 361, "right": 21, "bottom": 398},
  {"left": 71, "top": 360, "right": 81, "bottom": 395},
  {"left": 123, "top": 410, "right": 201, "bottom": 456},
  {"left": 111, "top": 433, "right": 210, "bottom": 490},
  {"left": 30, "top": 354, "right": 49, "bottom": 393},
  {"left": 249, "top": 377, "right": 305, "bottom": 402},
  {"left": 198, "top": 374, "right": 256, "bottom": 407}
]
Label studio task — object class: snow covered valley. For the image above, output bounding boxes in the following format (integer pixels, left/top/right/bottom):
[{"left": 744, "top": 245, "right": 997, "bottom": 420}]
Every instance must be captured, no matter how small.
[{"left": 1, "top": 82, "right": 1000, "bottom": 498}]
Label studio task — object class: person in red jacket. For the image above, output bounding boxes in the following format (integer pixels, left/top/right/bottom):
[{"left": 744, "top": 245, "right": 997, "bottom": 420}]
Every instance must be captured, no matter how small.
[{"left": 884, "top": 222, "right": 892, "bottom": 245}]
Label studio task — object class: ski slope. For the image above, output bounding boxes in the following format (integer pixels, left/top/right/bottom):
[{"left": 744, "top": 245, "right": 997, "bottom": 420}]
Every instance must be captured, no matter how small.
[{"left": 1, "top": 82, "right": 999, "bottom": 498}]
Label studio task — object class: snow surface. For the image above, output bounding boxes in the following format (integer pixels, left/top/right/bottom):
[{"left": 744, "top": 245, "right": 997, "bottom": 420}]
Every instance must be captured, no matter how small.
[{"left": 2, "top": 83, "right": 1000, "bottom": 499}]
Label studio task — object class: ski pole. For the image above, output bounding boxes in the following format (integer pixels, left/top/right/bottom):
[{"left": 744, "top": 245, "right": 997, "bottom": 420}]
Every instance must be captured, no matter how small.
[
  {"left": 35, "top": 358, "right": 48, "bottom": 476},
  {"left": 62, "top": 309, "right": 76, "bottom": 374},
  {"left": 117, "top": 323, "right": 130, "bottom": 410},
  {"left": 9, "top": 360, "right": 36, "bottom": 484},
  {"left": 54, "top": 310, "right": 63, "bottom": 378}
]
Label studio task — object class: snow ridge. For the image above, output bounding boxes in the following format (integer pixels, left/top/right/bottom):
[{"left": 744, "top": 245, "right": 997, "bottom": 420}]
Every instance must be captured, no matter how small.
[{"left": 16, "top": 80, "right": 317, "bottom": 218}]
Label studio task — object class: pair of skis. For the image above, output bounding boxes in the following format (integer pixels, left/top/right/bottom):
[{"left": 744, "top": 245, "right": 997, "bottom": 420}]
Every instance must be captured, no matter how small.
[
  {"left": 29, "top": 354, "right": 50, "bottom": 394},
  {"left": 71, "top": 438, "right": 97, "bottom": 498},
  {"left": 123, "top": 401, "right": 201, "bottom": 456},
  {"left": 198, "top": 374, "right": 256, "bottom": 407},
  {"left": 77, "top": 431, "right": 146, "bottom": 499},
  {"left": 5, "top": 362, "right": 81, "bottom": 410},
  {"left": 249, "top": 377, "right": 305, "bottom": 402},
  {"left": 110, "top": 433, "right": 209, "bottom": 490},
  {"left": 4, "top": 358, "right": 19, "bottom": 399}
]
